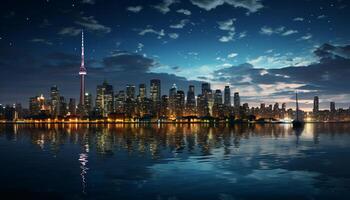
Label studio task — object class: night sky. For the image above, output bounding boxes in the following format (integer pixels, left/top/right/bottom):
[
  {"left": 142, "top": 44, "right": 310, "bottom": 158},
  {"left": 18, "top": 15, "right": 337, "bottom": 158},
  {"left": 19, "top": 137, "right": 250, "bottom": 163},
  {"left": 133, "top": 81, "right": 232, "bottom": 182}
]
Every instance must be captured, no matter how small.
[{"left": 1, "top": 0, "right": 350, "bottom": 110}]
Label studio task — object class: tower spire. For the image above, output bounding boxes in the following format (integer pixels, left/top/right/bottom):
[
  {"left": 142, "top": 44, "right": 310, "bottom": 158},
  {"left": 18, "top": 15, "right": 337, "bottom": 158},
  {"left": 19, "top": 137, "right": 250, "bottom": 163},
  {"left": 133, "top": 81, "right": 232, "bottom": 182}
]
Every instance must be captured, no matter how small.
[{"left": 79, "top": 30, "right": 87, "bottom": 106}]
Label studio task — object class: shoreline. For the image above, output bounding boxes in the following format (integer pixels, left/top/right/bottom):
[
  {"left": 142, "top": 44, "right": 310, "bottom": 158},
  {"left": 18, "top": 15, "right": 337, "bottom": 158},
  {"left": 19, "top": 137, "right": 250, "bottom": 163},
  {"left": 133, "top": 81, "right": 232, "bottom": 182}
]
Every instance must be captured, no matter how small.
[{"left": 1, "top": 121, "right": 350, "bottom": 125}]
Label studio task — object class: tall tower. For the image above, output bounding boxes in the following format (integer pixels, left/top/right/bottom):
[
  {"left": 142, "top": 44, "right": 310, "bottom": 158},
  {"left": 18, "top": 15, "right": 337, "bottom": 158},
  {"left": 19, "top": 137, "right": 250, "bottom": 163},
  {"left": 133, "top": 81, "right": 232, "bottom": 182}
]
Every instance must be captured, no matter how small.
[{"left": 79, "top": 30, "right": 87, "bottom": 106}]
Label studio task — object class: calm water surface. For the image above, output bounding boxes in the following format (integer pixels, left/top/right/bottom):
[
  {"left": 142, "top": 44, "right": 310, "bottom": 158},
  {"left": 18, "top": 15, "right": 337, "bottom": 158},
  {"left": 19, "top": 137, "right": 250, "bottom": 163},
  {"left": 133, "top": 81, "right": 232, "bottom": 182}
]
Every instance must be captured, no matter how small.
[{"left": 0, "top": 123, "right": 350, "bottom": 199}]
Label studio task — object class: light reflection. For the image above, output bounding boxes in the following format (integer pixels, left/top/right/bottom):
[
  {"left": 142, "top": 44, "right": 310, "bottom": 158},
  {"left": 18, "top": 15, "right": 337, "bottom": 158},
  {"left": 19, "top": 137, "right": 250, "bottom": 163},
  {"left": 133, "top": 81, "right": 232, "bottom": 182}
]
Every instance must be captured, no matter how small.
[{"left": 79, "top": 144, "right": 89, "bottom": 194}]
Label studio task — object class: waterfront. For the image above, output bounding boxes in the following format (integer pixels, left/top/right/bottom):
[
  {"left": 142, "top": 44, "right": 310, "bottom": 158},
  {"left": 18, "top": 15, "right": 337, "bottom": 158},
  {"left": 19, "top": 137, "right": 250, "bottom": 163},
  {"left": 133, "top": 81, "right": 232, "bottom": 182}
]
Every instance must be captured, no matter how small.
[{"left": 1, "top": 123, "right": 350, "bottom": 199}]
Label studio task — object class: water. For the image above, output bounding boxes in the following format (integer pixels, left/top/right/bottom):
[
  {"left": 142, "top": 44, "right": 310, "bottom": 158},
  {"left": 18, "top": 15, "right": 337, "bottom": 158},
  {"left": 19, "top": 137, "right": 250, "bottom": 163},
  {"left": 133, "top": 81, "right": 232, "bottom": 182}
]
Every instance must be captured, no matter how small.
[{"left": 0, "top": 123, "right": 350, "bottom": 200}]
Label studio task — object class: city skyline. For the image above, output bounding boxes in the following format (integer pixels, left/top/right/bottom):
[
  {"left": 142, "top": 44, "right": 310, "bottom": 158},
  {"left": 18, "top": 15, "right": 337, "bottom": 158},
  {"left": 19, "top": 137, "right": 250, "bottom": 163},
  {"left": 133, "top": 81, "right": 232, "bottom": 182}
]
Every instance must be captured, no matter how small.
[{"left": 1, "top": 0, "right": 350, "bottom": 110}]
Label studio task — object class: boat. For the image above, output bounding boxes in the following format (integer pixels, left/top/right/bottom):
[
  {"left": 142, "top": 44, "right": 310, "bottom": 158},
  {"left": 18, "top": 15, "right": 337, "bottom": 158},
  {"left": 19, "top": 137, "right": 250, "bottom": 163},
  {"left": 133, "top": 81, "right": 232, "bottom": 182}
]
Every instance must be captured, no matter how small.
[{"left": 292, "top": 92, "right": 304, "bottom": 128}]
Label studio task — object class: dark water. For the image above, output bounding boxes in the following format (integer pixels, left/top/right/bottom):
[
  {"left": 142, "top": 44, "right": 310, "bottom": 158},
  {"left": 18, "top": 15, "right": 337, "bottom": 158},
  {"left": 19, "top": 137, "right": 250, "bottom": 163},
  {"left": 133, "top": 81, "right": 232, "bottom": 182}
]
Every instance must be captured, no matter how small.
[{"left": 0, "top": 123, "right": 350, "bottom": 200}]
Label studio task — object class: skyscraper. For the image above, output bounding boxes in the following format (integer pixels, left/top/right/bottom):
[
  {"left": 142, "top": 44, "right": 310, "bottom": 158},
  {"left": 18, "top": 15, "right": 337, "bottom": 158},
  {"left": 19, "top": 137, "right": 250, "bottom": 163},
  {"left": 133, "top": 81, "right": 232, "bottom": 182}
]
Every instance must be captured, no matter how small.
[
  {"left": 234, "top": 92, "right": 240, "bottom": 108},
  {"left": 186, "top": 85, "right": 196, "bottom": 115},
  {"left": 126, "top": 84, "right": 136, "bottom": 100},
  {"left": 330, "top": 102, "right": 336, "bottom": 112},
  {"left": 313, "top": 96, "right": 319, "bottom": 113},
  {"left": 169, "top": 84, "right": 177, "bottom": 116},
  {"left": 224, "top": 86, "right": 231, "bottom": 106},
  {"left": 84, "top": 92, "right": 93, "bottom": 113},
  {"left": 68, "top": 98, "right": 76, "bottom": 115},
  {"left": 175, "top": 90, "right": 185, "bottom": 117},
  {"left": 96, "top": 80, "right": 114, "bottom": 116},
  {"left": 79, "top": 30, "right": 87, "bottom": 106},
  {"left": 150, "top": 79, "right": 161, "bottom": 102},
  {"left": 50, "top": 85, "right": 60, "bottom": 117},
  {"left": 139, "top": 84, "right": 146, "bottom": 99}
]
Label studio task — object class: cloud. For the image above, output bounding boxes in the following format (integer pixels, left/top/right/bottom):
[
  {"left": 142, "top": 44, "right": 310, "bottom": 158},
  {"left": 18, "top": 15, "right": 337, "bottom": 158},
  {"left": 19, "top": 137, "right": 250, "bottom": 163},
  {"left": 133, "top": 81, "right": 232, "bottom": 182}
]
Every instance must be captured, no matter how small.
[
  {"left": 176, "top": 9, "right": 191, "bottom": 15},
  {"left": 190, "top": 0, "right": 263, "bottom": 13},
  {"left": 127, "top": 6, "right": 143, "bottom": 13},
  {"left": 138, "top": 28, "right": 165, "bottom": 39},
  {"left": 153, "top": 0, "right": 179, "bottom": 14},
  {"left": 170, "top": 19, "right": 189, "bottom": 29},
  {"left": 58, "top": 27, "right": 81, "bottom": 36},
  {"left": 260, "top": 26, "right": 298, "bottom": 36},
  {"left": 218, "top": 18, "right": 236, "bottom": 42},
  {"left": 168, "top": 33, "right": 179, "bottom": 39},
  {"left": 81, "top": 0, "right": 95, "bottom": 4},
  {"left": 239, "top": 31, "right": 247, "bottom": 38},
  {"left": 281, "top": 29, "right": 298, "bottom": 36},
  {"left": 211, "top": 43, "right": 350, "bottom": 103},
  {"left": 30, "top": 38, "right": 53, "bottom": 45},
  {"left": 298, "top": 33, "right": 312, "bottom": 41},
  {"left": 228, "top": 53, "right": 238, "bottom": 58},
  {"left": 293, "top": 17, "right": 304, "bottom": 21},
  {"left": 317, "top": 15, "right": 326, "bottom": 19},
  {"left": 219, "top": 32, "right": 235, "bottom": 42},
  {"left": 103, "top": 51, "right": 157, "bottom": 72},
  {"left": 75, "top": 16, "right": 111, "bottom": 34}
]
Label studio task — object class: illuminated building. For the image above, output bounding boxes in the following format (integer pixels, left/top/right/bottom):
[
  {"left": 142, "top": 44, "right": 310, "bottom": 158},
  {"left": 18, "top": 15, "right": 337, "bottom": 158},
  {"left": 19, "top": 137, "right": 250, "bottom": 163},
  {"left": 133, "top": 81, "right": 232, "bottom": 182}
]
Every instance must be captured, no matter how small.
[
  {"left": 160, "top": 95, "right": 169, "bottom": 117},
  {"left": 138, "top": 84, "right": 146, "bottom": 100},
  {"left": 59, "top": 96, "right": 67, "bottom": 116},
  {"left": 68, "top": 98, "right": 76, "bottom": 115},
  {"left": 126, "top": 84, "right": 136, "bottom": 100},
  {"left": 175, "top": 90, "right": 185, "bottom": 117},
  {"left": 115, "top": 90, "right": 126, "bottom": 113},
  {"left": 84, "top": 92, "right": 93, "bottom": 113},
  {"left": 234, "top": 92, "right": 240, "bottom": 108},
  {"left": 150, "top": 79, "right": 161, "bottom": 117},
  {"left": 169, "top": 84, "right": 177, "bottom": 116},
  {"left": 79, "top": 30, "right": 87, "bottom": 107},
  {"left": 186, "top": 85, "right": 196, "bottom": 115},
  {"left": 96, "top": 80, "right": 114, "bottom": 117},
  {"left": 224, "top": 86, "right": 231, "bottom": 107},
  {"left": 50, "top": 85, "right": 60, "bottom": 117}
]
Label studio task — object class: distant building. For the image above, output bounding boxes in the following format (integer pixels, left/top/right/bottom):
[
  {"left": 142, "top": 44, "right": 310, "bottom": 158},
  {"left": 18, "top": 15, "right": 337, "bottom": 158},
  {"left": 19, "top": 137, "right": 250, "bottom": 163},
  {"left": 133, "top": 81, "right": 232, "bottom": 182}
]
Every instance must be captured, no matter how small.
[
  {"left": 96, "top": 80, "right": 114, "bottom": 117},
  {"left": 84, "top": 92, "right": 93, "bottom": 113},
  {"left": 138, "top": 84, "right": 146, "bottom": 100},
  {"left": 169, "top": 84, "right": 177, "bottom": 116},
  {"left": 330, "top": 102, "right": 336, "bottom": 112},
  {"left": 68, "top": 98, "right": 76, "bottom": 115},
  {"left": 126, "top": 84, "right": 136, "bottom": 100},
  {"left": 224, "top": 86, "right": 231, "bottom": 106},
  {"left": 313, "top": 96, "right": 319, "bottom": 113},
  {"left": 50, "top": 85, "right": 60, "bottom": 117},
  {"left": 234, "top": 92, "right": 240, "bottom": 108},
  {"left": 175, "top": 90, "right": 185, "bottom": 117},
  {"left": 186, "top": 85, "right": 196, "bottom": 115}
]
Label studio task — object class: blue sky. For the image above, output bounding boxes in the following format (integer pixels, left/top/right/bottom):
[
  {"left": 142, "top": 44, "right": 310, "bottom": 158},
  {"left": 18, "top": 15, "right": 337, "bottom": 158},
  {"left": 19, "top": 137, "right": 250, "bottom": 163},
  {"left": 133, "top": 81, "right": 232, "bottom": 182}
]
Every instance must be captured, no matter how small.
[{"left": 1, "top": 0, "right": 350, "bottom": 109}]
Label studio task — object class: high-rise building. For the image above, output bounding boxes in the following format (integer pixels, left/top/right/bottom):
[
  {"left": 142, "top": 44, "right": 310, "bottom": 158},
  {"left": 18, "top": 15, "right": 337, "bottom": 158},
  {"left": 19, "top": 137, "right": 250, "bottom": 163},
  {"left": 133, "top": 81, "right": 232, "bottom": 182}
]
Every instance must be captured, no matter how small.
[
  {"left": 50, "top": 85, "right": 60, "bottom": 117},
  {"left": 115, "top": 90, "right": 126, "bottom": 113},
  {"left": 175, "top": 90, "right": 185, "bottom": 117},
  {"left": 186, "top": 85, "right": 196, "bottom": 115},
  {"left": 201, "top": 82, "right": 211, "bottom": 95},
  {"left": 160, "top": 95, "right": 169, "bottom": 117},
  {"left": 213, "top": 89, "right": 223, "bottom": 118},
  {"left": 330, "top": 102, "right": 336, "bottom": 112},
  {"left": 234, "top": 92, "right": 240, "bottom": 108},
  {"left": 68, "top": 98, "right": 76, "bottom": 115},
  {"left": 84, "top": 93, "right": 93, "bottom": 113},
  {"left": 139, "top": 84, "right": 146, "bottom": 99},
  {"left": 29, "top": 96, "right": 40, "bottom": 116},
  {"left": 150, "top": 79, "right": 161, "bottom": 117},
  {"left": 59, "top": 96, "right": 67, "bottom": 116},
  {"left": 79, "top": 30, "right": 87, "bottom": 106},
  {"left": 126, "top": 84, "right": 136, "bottom": 100},
  {"left": 96, "top": 80, "right": 114, "bottom": 116},
  {"left": 197, "top": 94, "right": 209, "bottom": 117},
  {"left": 224, "top": 86, "right": 231, "bottom": 106},
  {"left": 150, "top": 79, "right": 161, "bottom": 102},
  {"left": 169, "top": 84, "right": 177, "bottom": 116},
  {"left": 313, "top": 96, "right": 319, "bottom": 113}
]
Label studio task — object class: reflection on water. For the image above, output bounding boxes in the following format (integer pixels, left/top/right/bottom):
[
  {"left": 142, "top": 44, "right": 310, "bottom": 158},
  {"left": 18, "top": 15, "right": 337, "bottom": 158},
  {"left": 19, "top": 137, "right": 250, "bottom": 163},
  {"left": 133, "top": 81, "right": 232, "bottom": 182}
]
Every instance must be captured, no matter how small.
[{"left": 0, "top": 123, "right": 350, "bottom": 199}]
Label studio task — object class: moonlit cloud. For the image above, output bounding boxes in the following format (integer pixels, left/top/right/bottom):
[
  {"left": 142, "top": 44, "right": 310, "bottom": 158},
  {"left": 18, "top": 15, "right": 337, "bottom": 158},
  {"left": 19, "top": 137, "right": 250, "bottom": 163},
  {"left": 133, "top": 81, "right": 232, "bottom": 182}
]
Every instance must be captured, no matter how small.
[
  {"left": 75, "top": 16, "right": 111, "bottom": 34},
  {"left": 138, "top": 28, "right": 165, "bottom": 39},
  {"left": 228, "top": 53, "right": 238, "bottom": 58},
  {"left": 170, "top": 19, "right": 189, "bottom": 29},
  {"left": 190, "top": 0, "right": 264, "bottom": 13},
  {"left": 293, "top": 17, "right": 304, "bottom": 21},
  {"left": 153, "top": 0, "right": 179, "bottom": 14},
  {"left": 127, "top": 6, "right": 143, "bottom": 13},
  {"left": 176, "top": 9, "right": 191, "bottom": 15},
  {"left": 298, "top": 33, "right": 312, "bottom": 41},
  {"left": 260, "top": 26, "right": 298, "bottom": 37},
  {"left": 168, "top": 33, "right": 179, "bottom": 39}
]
